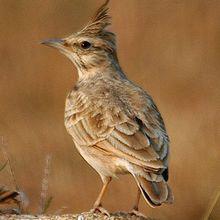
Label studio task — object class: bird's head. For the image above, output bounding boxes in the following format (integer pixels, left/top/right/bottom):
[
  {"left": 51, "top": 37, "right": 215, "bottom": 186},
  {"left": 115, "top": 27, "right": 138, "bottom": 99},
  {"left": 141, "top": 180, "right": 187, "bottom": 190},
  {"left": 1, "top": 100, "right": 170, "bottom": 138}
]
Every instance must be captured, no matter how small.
[{"left": 42, "top": 0, "right": 120, "bottom": 79}]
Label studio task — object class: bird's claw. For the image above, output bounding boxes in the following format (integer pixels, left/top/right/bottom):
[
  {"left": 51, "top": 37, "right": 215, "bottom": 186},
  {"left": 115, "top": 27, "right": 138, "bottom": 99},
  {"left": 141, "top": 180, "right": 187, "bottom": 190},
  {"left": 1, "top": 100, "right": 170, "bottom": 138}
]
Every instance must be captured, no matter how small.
[
  {"left": 129, "top": 209, "right": 148, "bottom": 219},
  {"left": 90, "top": 206, "right": 110, "bottom": 217}
]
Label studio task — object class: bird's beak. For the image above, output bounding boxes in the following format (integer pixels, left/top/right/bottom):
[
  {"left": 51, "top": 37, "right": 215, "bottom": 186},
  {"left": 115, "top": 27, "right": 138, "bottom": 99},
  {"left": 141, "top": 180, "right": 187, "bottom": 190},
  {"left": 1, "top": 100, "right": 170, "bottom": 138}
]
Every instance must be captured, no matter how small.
[{"left": 41, "top": 38, "right": 66, "bottom": 51}]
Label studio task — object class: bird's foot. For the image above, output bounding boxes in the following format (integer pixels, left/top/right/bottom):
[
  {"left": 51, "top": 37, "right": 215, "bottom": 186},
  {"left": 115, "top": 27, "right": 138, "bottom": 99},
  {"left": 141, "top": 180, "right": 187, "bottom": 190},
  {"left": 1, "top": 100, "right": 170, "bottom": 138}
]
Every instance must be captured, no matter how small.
[
  {"left": 129, "top": 209, "right": 147, "bottom": 219},
  {"left": 90, "top": 205, "right": 110, "bottom": 217}
]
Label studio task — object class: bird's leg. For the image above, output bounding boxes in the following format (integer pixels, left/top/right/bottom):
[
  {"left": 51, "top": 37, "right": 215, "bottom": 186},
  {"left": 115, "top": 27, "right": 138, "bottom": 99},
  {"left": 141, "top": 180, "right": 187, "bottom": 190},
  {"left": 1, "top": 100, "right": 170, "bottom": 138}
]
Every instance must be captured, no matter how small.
[
  {"left": 90, "top": 177, "right": 111, "bottom": 216},
  {"left": 130, "top": 188, "right": 147, "bottom": 218},
  {"left": 93, "top": 177, "right": 111, "bottom": 208}
]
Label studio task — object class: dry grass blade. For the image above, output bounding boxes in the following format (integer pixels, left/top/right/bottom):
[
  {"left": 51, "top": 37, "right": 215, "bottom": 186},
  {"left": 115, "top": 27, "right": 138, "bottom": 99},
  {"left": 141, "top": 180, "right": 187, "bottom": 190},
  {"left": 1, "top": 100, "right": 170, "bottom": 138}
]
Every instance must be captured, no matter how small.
[
  {"left": 42, "top": 196, "right": 53, "bottom": 214},
  {"left": 0, "top": 139, "right": 18, "bottom": 191},
  {"left": 39, "top": 154, "right": 52, "bottom": 214},
  {"left": 203, "top": 187, "right": 220, "bottom": 220},
  {"left": 0, "top": 160, "right": 8, "bottom": 172}
]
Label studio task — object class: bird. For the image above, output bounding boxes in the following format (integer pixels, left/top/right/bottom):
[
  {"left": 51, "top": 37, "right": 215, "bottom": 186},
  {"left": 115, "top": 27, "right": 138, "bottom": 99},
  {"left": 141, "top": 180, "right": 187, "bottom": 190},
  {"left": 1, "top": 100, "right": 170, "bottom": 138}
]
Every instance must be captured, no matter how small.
[{"left": 42, "top": 0, "right": 173, "bottom": 216}]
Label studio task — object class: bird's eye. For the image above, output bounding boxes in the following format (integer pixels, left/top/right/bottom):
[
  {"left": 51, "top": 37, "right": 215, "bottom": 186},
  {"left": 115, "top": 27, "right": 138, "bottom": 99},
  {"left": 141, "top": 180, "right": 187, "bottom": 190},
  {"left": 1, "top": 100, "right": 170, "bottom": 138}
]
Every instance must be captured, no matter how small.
[{"left": 80, "top": 41, "right": 91, "bottom": 49}]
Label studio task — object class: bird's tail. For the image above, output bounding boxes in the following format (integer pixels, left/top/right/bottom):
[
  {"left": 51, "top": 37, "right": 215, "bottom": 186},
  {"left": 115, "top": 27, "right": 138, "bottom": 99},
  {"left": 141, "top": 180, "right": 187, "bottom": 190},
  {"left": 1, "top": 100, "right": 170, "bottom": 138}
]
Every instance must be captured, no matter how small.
[{"left": 133, "top": 173, "right": 173, "bottom": 207}]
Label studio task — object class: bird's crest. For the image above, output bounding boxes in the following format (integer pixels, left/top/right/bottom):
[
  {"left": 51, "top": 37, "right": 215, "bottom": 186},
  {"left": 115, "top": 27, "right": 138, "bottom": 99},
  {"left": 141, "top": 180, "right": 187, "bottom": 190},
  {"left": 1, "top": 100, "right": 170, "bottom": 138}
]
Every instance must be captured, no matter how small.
[{"left": 80, "top": 0, "right": 111, "bottom": 36}]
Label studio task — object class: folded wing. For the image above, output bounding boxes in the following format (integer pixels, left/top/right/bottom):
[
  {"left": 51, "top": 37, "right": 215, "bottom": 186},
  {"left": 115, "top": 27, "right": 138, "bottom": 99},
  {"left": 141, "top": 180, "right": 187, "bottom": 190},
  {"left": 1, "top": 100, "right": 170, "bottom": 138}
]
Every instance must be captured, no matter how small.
[{"left": 65, "top": 91, "right": 169, "bottom": 172}]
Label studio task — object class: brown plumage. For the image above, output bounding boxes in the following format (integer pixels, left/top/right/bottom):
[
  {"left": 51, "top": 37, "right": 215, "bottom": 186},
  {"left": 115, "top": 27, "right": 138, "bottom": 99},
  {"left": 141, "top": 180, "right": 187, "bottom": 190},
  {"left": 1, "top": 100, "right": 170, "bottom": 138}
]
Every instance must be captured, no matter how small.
[
  {"left": 42, "top": 0, "right": 173, "bottom": 215},
  {"left": 0, "top": 187, "right": 20, "bottom": 214}
]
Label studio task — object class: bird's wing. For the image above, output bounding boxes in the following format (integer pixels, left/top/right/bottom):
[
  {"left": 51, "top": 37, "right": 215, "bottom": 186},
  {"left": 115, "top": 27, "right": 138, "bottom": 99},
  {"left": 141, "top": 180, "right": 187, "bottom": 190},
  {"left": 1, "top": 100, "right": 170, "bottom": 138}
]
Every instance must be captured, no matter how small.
[{"left": 65, "top": 91, "right": 168, "bottom": 171}]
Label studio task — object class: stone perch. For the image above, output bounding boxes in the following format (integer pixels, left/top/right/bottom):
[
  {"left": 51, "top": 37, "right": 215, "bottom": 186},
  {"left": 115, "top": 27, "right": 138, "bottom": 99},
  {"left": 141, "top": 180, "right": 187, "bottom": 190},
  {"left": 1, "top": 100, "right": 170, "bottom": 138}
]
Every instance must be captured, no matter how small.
[{"left": 0, "top": 212, "right": 153, "bottom": 220}]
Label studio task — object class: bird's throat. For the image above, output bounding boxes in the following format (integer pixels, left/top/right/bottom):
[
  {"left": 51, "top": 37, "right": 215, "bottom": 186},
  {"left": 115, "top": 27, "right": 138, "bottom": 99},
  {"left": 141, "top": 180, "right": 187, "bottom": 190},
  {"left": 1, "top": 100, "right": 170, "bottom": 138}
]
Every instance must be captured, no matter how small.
[{"left": 76, "top": 59, "right": 124, "bottom": 81}]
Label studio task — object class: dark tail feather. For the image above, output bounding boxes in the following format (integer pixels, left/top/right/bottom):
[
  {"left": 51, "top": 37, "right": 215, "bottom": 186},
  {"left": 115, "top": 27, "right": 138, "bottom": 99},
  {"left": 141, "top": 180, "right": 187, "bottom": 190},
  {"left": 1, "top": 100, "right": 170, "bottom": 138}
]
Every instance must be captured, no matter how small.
[{"left": 133, "top": 174, "right": 173, "bottom": 207}]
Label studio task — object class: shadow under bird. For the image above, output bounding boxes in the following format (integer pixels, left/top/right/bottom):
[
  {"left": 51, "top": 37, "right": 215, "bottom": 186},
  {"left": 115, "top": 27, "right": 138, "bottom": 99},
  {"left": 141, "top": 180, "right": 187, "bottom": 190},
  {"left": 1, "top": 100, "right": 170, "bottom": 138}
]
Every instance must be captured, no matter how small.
[{"left": 42, "top": 0, "right": 173, "bottom": 216}]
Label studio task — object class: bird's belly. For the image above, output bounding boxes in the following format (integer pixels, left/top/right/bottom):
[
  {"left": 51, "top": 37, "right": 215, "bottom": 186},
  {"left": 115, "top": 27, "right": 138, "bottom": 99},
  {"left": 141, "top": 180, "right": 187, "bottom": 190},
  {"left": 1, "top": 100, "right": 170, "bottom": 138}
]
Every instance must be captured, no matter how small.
[{"left": 74, "top": 143, "right": 128, "bottom": 178}]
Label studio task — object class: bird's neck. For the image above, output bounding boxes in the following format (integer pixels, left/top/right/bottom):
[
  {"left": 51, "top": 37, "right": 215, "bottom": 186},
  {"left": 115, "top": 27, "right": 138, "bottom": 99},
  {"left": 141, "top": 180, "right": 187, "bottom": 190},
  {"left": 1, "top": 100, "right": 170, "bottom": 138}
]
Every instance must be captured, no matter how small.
[{"left": 76, "top": 56, "right": 126, "bottom": 81}]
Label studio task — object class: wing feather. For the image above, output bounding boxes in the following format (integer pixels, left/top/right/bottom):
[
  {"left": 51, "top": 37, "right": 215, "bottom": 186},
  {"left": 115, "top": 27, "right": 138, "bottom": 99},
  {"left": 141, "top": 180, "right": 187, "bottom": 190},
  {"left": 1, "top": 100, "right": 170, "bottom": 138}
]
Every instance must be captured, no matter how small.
[{"left": 65, "top": 90, "right": 169, "bottom": 172}]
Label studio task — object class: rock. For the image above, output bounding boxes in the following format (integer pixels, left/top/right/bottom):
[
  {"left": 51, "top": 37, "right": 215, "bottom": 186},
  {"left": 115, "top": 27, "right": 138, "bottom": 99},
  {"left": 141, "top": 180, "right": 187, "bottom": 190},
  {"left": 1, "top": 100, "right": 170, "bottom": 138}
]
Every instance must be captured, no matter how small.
[{"left": 0, "top": 212, "right": 153, "bottom": 220}]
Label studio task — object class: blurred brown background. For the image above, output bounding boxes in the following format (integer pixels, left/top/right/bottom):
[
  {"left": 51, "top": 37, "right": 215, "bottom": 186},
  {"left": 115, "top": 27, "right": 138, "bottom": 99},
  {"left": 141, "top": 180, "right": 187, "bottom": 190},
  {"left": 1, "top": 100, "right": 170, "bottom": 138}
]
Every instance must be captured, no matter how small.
[{"left": 0, "top": 0, "right": 219, "bottom": 219}]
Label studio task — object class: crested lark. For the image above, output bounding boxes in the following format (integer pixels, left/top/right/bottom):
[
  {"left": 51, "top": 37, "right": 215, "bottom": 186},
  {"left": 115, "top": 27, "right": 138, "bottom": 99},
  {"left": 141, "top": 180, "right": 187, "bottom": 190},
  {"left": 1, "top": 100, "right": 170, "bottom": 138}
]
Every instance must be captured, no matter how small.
[{"left": 42, "top": 0, "right": 173, "bottom": 215}]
